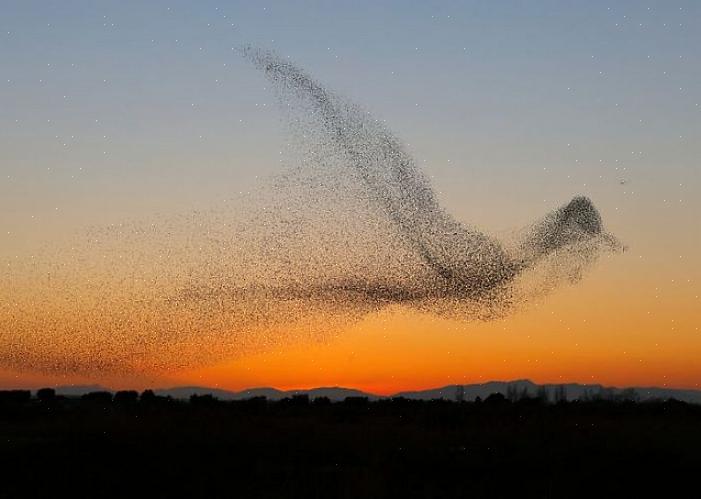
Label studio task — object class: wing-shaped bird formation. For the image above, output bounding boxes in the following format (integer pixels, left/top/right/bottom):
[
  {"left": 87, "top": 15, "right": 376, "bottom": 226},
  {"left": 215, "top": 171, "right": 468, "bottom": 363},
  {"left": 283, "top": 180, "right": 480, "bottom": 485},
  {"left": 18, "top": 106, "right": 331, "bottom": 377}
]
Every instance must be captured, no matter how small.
[{"left": 0, "top": 47, "right": 620, "bottom": 376}]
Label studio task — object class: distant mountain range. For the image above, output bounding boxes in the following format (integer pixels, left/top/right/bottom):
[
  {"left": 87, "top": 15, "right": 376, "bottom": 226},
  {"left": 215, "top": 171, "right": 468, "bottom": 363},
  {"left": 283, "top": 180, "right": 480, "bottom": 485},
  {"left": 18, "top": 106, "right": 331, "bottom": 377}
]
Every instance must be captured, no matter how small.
[{"left": 47, "top": 379, "right": 701, "bottom": 404}]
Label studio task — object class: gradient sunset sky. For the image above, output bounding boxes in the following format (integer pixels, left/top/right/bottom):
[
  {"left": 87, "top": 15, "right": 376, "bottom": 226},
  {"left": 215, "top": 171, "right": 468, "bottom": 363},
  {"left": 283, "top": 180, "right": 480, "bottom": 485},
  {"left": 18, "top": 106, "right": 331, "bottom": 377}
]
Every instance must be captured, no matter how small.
[{"left": 1, "top": 0, "right": 699, "bottom": 393}]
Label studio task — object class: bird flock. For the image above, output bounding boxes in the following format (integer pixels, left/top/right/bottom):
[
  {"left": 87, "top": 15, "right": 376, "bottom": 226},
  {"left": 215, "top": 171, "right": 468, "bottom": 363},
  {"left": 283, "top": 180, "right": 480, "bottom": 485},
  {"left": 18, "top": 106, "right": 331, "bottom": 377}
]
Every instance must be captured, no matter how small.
[{"left": 0, "top": 48, "right": 620, "bottom": 376}]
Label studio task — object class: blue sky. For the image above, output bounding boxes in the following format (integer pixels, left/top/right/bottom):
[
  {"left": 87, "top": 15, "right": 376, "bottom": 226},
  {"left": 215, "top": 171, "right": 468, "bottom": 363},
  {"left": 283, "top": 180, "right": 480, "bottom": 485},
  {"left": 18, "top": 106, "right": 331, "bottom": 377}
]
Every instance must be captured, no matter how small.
[{"left": 1, "top": 0, "right": 698, "bottom": 251}]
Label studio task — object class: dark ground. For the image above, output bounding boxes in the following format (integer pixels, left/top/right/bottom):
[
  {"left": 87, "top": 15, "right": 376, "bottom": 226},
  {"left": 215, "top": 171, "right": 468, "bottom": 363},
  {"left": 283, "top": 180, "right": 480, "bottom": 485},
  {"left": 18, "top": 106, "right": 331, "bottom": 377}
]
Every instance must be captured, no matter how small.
[{"left": 0, "top": 390, "right": 699, "bottom": 498}]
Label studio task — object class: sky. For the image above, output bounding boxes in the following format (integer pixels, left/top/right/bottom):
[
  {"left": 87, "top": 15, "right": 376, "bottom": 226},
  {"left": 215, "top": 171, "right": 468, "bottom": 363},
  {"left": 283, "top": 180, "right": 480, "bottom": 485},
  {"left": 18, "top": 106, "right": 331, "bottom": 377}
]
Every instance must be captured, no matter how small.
[{"left": 1, "top": 0, "right": 699, "bottom": 393}]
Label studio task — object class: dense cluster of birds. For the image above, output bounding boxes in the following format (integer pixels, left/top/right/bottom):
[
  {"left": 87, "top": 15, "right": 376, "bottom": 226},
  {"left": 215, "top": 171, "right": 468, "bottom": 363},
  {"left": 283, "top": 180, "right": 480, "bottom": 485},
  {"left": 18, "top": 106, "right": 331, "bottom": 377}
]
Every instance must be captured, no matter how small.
[{"left": 0, "top": 48, "right": 619, "bottom": 375}]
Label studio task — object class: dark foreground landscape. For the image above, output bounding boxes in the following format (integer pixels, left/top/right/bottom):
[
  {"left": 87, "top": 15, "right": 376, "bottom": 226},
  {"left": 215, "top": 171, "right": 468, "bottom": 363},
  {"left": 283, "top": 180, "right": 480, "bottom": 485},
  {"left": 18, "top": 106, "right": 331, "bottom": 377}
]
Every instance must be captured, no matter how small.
[{"left": 1, "top": 389, "right": 700, "bottom": 498}]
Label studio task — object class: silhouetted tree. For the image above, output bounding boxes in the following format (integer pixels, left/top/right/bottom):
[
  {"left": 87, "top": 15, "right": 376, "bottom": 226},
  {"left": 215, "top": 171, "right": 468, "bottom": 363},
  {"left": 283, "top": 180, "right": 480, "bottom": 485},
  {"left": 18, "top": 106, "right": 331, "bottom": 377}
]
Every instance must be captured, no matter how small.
[
  {"left": 289, "top": 394, "right": 309, "bottom": 406},
  {"left": 537, "top": 386, "right": 549, "bottom": 403},
  {"left": 598, "top": 387, "right": 615, "bottom": 401},
  {"left": 344, "top": 396, "right": 369, "bottom": 406},
  {"left": 140, "top": 389, "right": 157, "bottom": 403},
  {"left": 190, "top": 394, "right": 219, "bottom": 407},
  {"left": 580, "top": 389, "right": 593, "bottom": 402},
  {"left": 484, "top": 393, "right": 507, "bottom": 406},
  {"left": 114, "top": 390, "right": 139, "bottom": 404},
  {"left": 553, "top": 385, "right": 567, "bottom": 403},
  {"left": 519, "top": 386, "right": 530, "bottom": 401},
  {"left": 81, "top": 391, "right": 113, "bottom": 404},
  {"left": 618, "top": 388, "right": 639, "bottom": 402},
  {"left": 239, "top": 396, "right": 268, "bottom": 415},
  {"left": 36, "top": 388, "right": 56, "bottom": 402},
  {"left": 507, "top": 384, "right": 519, "bottom": 403}
]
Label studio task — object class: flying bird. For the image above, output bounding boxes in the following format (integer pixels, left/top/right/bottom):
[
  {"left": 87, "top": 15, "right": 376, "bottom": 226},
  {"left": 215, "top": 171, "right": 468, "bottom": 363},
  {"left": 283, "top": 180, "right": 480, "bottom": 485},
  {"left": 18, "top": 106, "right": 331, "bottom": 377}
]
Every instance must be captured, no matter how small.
[{"left": 242, "top": 46, "right": 621, "bottom": 305}]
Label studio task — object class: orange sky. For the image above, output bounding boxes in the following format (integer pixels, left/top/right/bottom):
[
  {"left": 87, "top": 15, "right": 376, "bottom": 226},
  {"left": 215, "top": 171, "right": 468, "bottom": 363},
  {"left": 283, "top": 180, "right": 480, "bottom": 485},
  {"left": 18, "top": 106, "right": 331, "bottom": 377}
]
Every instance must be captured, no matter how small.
[
  {"left": 3, "top": 251, "right": 698, "bottom": 394},
  {"left": 176, "top": 257, "right": 700, "bottom": 394}
]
